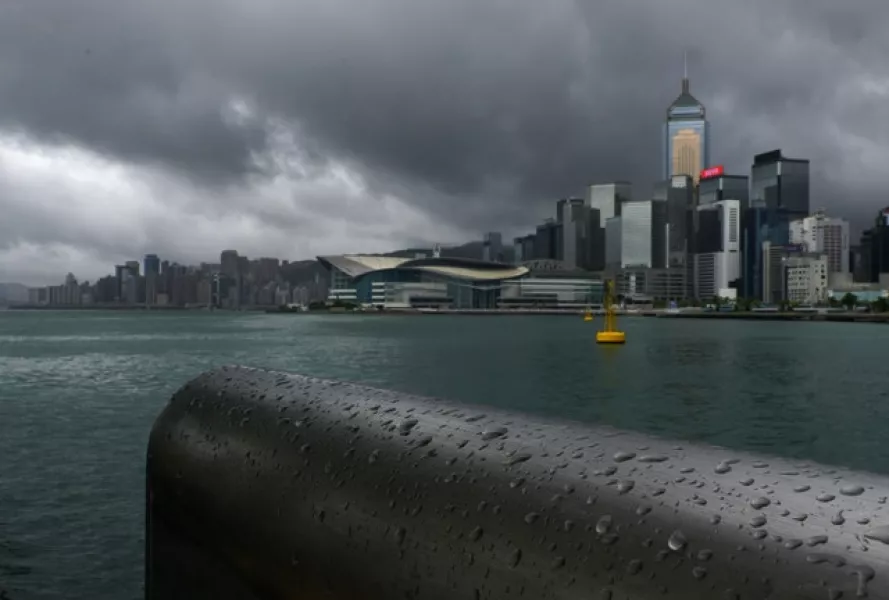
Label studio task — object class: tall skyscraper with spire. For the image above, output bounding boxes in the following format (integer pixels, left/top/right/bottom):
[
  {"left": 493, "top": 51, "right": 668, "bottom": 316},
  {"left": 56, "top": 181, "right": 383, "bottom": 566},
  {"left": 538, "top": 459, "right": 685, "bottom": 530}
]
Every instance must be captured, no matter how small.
[{"left": 663, "top": 53, "right": 710, "bottom": 184}]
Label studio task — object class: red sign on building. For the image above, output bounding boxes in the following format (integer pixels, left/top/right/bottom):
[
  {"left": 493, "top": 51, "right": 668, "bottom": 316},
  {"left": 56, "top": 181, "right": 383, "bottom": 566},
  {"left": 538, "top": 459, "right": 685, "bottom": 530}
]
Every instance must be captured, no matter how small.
[{"left": 700, "top": 165, "right": 724, "bottom": 180}]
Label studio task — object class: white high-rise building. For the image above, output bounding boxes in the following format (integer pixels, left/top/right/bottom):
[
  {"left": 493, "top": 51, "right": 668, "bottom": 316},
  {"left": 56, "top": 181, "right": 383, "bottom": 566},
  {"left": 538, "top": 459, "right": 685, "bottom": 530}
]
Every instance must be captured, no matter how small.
[
  {"left": 694, "top": 199, "right": 741, "bottom": 299},
  {"left": 789, "top": 210, "right": 850, "bottom": 275},
  {"left": 587, "top": 182, "right": 631, "bottom": 227},
  {"left": 620, "top": 200, "right": 667, "bottom": 269}
]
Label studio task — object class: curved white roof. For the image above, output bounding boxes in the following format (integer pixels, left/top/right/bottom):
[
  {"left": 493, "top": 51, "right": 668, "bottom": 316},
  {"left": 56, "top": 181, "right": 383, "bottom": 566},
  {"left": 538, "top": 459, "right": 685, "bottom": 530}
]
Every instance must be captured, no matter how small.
[{"left": 318, "top": 255, "right": 529, "bottom": 281}]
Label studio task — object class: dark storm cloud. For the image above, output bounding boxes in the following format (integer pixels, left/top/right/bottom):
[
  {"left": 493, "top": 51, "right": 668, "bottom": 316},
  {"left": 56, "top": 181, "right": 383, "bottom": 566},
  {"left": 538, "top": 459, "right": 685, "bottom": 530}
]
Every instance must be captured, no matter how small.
[{"left": 3, "top": 0, "right": 889, "bottom": 233}]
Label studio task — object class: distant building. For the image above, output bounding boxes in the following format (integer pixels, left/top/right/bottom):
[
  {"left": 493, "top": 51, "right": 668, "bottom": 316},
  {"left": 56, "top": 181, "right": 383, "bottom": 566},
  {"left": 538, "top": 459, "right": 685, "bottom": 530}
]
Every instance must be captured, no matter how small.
[
  {"left": 481, "top": 232, "right": 503, "bottom": 263},
  {"left": 789, "top": 210, "right": 850, "bottom": 276},
  {"left": 534, "top": 220, "right": 561, "bottom": 261},
  {"left": 694, "top": 200, "right": 741, "bottom": 300},
  {"left": 750, "top": 149, "right": 810, "bottom": 220},
  {"left": 761, "top": 242, "right": 826, "bottom": 304},
  {"left": 698, "top": 167, "right": 749, "bottom": 211},
  {"left": 620, "top": 200, "right": 667, "bottom": 269},
  {"left": 587, "top": 182, "right": 631, "bottom": 225},
  {"left": 663, "top": 66, "right": 709, "bottom": 183}
]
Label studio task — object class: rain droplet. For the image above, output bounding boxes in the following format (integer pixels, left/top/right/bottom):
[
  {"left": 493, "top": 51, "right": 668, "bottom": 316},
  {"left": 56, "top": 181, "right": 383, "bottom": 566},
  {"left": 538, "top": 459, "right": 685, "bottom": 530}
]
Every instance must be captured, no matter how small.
[
  {"left": 752, "top": 461, "right": 769, "bottom": 468},
  {"left": 749, "top": 515, "right": 767, "bottom": 528},
  {"left": 697, "top": 549, "right": 714, "bottom": 561},
  {"left": 831, "top": 511, "right": 845, "bottom": 525},
  {"left": 626, "top": 559, "right": 643, "bottom": 575},
  {"left": 614, "top": 451, "right": 636, "bottom": 463},
  {"left": 617, "top": 480, "right": 635, "bottom": 495},
  {"left": 739, "top": 478, "right": 754, "bottom": 486},
  {"left": 638, "top": 454, "right": 668, "bottom": 463},
  {"left": 668, "top": 530, "right": 687, "bottom": 552},
  {"left": 551, "top": 556, "right": 566, "bottom": 570},
  {"left": 750, "top": 497, "right": 771, "bottom": 509},
  {"left": 839, "top": 484, "right": 865, "bottom": 497},
  {"left": 505, "top": 452, "right": 531, "bottom": 466},
  {"left": 596, "top": 515, "right": 613, "bottom": 535},
  {"left": 636, "top": 505, "right": 652, "bottom": 516},
  {"left": 710, "top": 515, "right": 722, "bottom": 525},
  {"left": 863, "top": 524, "right": 889, "bottom": 544},
  {"left": 817, "top": 493, "right": 835, "bottom": 503},
  {"left": 807, "top": 535, "right": 828, "bottom": 547},
  {"left": 715, "top": 463, "right": 732, "bottom": 474},
  {"left": 394, "top": 526, "right": 406, "bottom": 545},
  {"left": 692, "top": 566, "right": 707, "bottom": 580},
  {"left": 481, "top": 426, "right": 507, "bottom": 441},
  {"left": 399, "top": 419, "right": 418, "bottom": 435},
  {"left": 793, "top": 485, "right": 811, "bottom": 493},
  {"left": 509, "top": 547, "right": 522, "bottom": 567},
  {"left": 784, "top": 539, "right": 803, "bottom": 550},
  {"left": 469, "top": 526, "right": 483, "bottom": 541},
  {"left": 524, "top": 512, "right": 540, "bottom": 525},
  {"left": 680, "top": 467, "right": 695, "bottom": 474}
]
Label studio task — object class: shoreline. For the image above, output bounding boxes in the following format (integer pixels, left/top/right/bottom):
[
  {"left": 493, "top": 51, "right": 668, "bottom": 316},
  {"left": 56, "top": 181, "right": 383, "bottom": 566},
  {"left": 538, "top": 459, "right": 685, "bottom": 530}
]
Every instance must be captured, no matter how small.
[{"left": 5, "top": 305, "right": 888, "bottom": 323}]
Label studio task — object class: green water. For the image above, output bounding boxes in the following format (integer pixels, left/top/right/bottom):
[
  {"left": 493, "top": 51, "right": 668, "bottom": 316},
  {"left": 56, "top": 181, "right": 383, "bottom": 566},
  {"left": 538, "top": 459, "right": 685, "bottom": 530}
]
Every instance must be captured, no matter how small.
[{"left": 0, "top": 310, "right": 887, "bottom": 599}]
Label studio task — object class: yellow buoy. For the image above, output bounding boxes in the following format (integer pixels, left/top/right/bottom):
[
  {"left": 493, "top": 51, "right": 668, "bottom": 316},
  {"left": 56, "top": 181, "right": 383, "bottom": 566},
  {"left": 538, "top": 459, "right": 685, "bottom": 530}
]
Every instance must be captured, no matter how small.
[{"left": 596, "top": 280, "right": 626, "bottom": 344}]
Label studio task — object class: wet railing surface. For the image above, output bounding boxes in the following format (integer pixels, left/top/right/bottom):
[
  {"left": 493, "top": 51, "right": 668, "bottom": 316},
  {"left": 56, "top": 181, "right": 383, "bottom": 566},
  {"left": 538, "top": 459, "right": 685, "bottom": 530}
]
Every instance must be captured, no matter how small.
[{"left": 146, "top": 366, "right": 889, "bottom": 599}]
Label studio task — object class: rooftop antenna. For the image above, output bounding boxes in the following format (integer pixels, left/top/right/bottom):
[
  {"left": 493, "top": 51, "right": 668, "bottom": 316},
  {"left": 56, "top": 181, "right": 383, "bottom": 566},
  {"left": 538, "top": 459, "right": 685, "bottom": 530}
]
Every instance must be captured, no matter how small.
[{"left": 682, "top": 50, "right": 689, "bottom": 93}]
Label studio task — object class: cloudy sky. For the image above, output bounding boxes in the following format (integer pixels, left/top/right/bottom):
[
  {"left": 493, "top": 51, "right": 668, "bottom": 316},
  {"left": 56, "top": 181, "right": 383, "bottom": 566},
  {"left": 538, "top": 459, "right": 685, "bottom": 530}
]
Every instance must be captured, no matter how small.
[{"left": 1, "top": 0, "right": 888, "bottom": 285}]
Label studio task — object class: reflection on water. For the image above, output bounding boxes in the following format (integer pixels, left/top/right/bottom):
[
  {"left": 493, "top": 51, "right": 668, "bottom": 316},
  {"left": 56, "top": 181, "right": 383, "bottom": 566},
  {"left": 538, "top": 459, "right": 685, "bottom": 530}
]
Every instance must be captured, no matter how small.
[{"left": 1, "top": 311, "right": 888, "bottom": 599}]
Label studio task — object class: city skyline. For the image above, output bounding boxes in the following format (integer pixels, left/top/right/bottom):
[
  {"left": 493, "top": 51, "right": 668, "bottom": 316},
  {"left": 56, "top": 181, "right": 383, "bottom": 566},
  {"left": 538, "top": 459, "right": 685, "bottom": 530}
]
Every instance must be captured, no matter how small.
[{"left": 2, "top": 2, "right": 889, "bottom": 286}]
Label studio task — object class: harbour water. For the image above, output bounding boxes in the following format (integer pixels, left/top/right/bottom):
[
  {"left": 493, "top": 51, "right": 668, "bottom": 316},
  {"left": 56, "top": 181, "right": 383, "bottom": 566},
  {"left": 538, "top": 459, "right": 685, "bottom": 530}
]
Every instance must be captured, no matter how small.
[{"left": 1, "top": 310, "right": 888, "bottom": 599}]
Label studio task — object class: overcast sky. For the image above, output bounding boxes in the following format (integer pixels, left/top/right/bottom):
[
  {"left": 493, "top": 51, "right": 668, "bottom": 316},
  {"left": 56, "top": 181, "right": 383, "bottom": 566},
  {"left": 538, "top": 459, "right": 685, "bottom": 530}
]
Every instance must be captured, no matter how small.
[{"left": 2, "top": 0, "right": 888, "bottom": 285}]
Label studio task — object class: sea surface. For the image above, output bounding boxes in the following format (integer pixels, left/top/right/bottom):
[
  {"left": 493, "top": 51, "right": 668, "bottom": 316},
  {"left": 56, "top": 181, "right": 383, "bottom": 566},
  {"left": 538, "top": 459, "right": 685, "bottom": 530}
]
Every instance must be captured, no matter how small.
[{"left": 1, "top": 310, "right": 888, "bottom": 599}]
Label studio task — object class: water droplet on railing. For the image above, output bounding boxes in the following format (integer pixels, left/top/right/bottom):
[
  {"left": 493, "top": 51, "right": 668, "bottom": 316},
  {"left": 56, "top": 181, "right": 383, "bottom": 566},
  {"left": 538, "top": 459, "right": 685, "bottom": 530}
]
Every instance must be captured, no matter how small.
[
  {"left": 617, "top": 480, "right": 635, "bottom": 495},
  {"left": 668, "top": 530, "right": 687, "bottom": 552},
  {"left": 840, "top": 484, "right": 865, "bottom": 497},
  {"left": 749, "top": 515, "right": 767, "bottom": 528},
  {"left": 626, "top": 559, "right": 643, "bottom": 575},
  {"left": 750, "top": 497, "right": 770, "bottom": 509},
  {"left": 596, "top": 515, "right": 613, "bottom": 534},
  {"left": 864, "top": 524, "right": 889, "bottom": 544}
]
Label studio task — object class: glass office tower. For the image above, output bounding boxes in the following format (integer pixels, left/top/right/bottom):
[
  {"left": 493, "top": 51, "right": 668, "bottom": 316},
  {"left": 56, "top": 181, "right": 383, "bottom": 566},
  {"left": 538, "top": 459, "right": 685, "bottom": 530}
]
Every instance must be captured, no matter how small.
[{"left": 663, "top": 75, "right": 710, "bottom": 184}]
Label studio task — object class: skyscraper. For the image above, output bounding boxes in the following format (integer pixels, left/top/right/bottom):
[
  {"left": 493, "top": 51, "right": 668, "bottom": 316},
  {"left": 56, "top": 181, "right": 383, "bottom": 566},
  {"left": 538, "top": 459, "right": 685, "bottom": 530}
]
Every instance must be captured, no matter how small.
[{"left": 663, "top": 57, "right": 709, "bottom": 184}]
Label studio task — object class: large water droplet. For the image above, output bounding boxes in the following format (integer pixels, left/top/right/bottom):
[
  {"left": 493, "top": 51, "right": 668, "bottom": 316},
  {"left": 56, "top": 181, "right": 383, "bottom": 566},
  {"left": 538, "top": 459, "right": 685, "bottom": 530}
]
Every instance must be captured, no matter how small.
[
  {"left": 793, "top": 485, "right": 811, "bottom": 493},
  {"left": 668, "top": 530, "right": 687, "bottom": 552},
  {"left": 715, "top": 463, "right": 731, "bottom": 474},
  {"left": 481, "top": 426, "right": 508, "bottom": 441},
  {"left": 831, "top": 510, "right": 845, "bottom": 525},
  {"left": 749, "top": 515, "right": 767, "bottom": 528},
  {"left": 508, "top": 548, "right": 522, "bottom": 567},
  {"left": 839, "top": 484, "right": 865, "bottom": 497},
  {"left": 596, "top": 515, "right": 613, "bottom": 535},
  {"left": 750, "top": 497, "right": 770, "bottom": 509},
  {"left": 613, "top": 451, "right": 636, "bottom": 463},
  {"left": 399, "top": 418, "right": 418, "bottom": 435},
  {"left": 816, "top": 493, "right": 835, "bottom": 502},
  {"left": 617, "top": 480, "right": 635, "bottom": 495},
  {"left": 697, "top": 549, "right": 714, "bottom": 561},
  {"left": 806, "top": 535, "right": 828, "bottom": 547},
  {"left": 626, "top": 559, "right": 643, "bottom": 575},
  {"left": 863, "top": 524, "right": 889, "bottom": 544},
  {"left": 739, "top": 478, "right": 754, "bottom": 486}
]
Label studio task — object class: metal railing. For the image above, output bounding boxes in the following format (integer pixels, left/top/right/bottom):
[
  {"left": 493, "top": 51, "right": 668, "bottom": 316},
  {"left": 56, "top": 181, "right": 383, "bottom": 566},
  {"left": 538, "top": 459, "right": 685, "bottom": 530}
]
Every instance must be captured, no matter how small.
[{"left": 146, "top": 366, "right": 889, "bottom": 599}]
